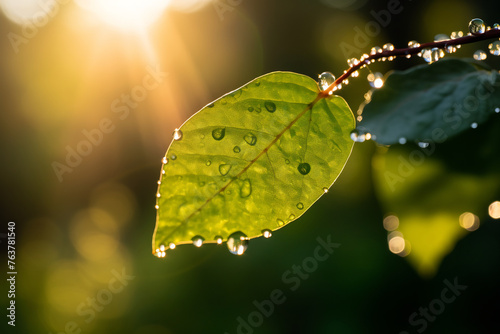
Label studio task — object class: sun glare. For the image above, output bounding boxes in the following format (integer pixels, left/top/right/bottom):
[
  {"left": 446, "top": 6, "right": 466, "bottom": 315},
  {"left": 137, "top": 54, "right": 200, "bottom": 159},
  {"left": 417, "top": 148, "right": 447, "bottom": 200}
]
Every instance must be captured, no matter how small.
[{"left": 75, "top": 0, "right": 170, "bottom": 32}]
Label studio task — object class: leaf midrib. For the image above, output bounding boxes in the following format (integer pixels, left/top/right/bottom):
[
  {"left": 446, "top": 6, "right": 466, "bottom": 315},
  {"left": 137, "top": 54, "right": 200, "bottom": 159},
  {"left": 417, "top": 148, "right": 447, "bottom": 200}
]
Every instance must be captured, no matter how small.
[{"left": 162, "top": 94, "right": 324, "bottom": 244}]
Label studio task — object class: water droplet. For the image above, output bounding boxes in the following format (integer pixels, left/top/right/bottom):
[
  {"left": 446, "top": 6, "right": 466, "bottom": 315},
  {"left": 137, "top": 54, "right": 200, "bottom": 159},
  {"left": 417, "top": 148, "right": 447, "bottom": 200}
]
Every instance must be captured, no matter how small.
[
  {"left": 169, "top": 243, "right": 176, "bottom": 249},
  {"left": 262, "top": 229, "right": 272, "bottom": 238},
  {"left": 323, "top": 187, "right": 329, "bottom": 193},
  {"left": 212, "top": 127, "right": 226, "bottom": 141},
  {"left": 488, "top": 40, "right": 500, "bottom": 56},
  {"left": 162, "top": 157, "right": 168, "bottom": 164},
  {"left": 159, "top": 244, "right": 166, "bottom": 252},
  {"left": 206, "top": 160, "right": 212, "bottom": 166},
  {"left": 408, "top": 40, "right": 420, "bottom": 48},
  {"left": 192, "top": 236, "right": 204, "bottom": 247},
  {"left": 469, "top": 18, "right": 485, "bottom": 35},
  {"left": 296, "top": 202, "right": 304, "bottom": 210},
  {"left": 173, "top": 128, "right": 183, "bottom": 140},
  {"left": 289, "top": 214, "right": 296, "bottom": 220},
  {"left": 239, "top": 179, "right": 252, "bottom": 198},
  {"left": 156, "top": 193, "right": 161, "bottom": 198},
  {"left": 430, "top": 48, "right": 444, "bottom": 63},
  {"left": 170, "top": 154, "right": 177, "bottom": 160},
  {"left": 297, "top": 162, "right": 311, "bottom": 175},
  {"left": 493, "top": 23, "right": 500, "bottom": 30},
  {"left": 350, "top": 129, "right": 366, "bottom": 143},
  {"left": 383, "top": 43, "right": 394, "bottom": 51},
  {"left": 285, "top": 159, "right": 290, "bottom": 164},
  {"left": 277, "top": 219, "right": 285, "bottom": 226},
  {"left": 233, "top": 146, "right": 241, "bottom": 153},
  {"left": 434, "top": 34, "right": 449, "bottom": 42},
  {"left": 495, "top": 107, "right": 500, "bottom": 113},
  {"left": 207, "top": 103, "right": 215, "bottom": 108},
  {"left": 318, "top": 72, "right": 336, "bottom": 91},
  {"left": 347, "top": 58, "right": 359, "bottom": 67},
  {"left": 418, "top": 142, "right": 429, "bottom": 148},
  {"left": 471, "top": 122, "right": 478, "bottom": 129},
  {"left": 368, "top": 72, "right": 384, "bottom": 88},
  {"left": 474, "top": 50, "right": 487, "bottom": 60},
  {"left": 155, "top": 204, "right": 159, "bottom": 209},
  {"left": 219, "top": 164, "right": 232, "bottom": 176},
  {"left": 157, "top": 180, "right": 161, "bottom": 185},
  {"left": 227, "top": 231, "right": 249, "bottom": 255},
  {"left": 399, "top": 137, "right": 407, "bottom": 145},
  {"left": 421, "top": 48, "right": 432, "bottom": 62},
  {"left": 446, "top": 45, "right": 457, "bottom": 53},
  {"left": 247, "top": 107, "right": 254, "bottom": 112},
  {"left": 370, "top": 46, "right": 382, "bottom": 55},
  {"left": 162, "top": 170, "right": 166, "bottom": 175},
  {"left": 215, "top": 236, "right": 223, "bottom": 244},
  {"left": 244, "top": 133, "right": 257, "bottom": 146},
  {"left": 264, "top": 101, "right": 276, "bottom": 113},
  {"left": 450, "top": 31, "right": 464, "bottom": 39}
]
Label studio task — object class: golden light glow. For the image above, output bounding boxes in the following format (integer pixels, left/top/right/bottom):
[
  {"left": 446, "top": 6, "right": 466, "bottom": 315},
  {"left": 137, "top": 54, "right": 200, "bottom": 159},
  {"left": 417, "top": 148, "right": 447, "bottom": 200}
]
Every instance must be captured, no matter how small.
[
  {"left": 489, "top": 201, "right": 500, "bottom": 219},
  {"left": 459, "top": 212, "right": 480, "bottom": 231},
  {"left": 74, "top": 0, "right": 170, "bottom": 32},
  {"left": 169, "top": 0, "right": 213, "bottom": 13},
  {"left": 388, "top": 236, "right": 406, "bottom": 254},
  {"left": 383, "top": 215, "right": 399, "bottom": 231},
  {"left": 387, "top": 231, "right": 410, "bottom": 257},
  {"left": 0, "top": 0, "right": 56, "bottom": 24},
  {"left": 373, "top": 78, "right": 384, "bottom": 89}
]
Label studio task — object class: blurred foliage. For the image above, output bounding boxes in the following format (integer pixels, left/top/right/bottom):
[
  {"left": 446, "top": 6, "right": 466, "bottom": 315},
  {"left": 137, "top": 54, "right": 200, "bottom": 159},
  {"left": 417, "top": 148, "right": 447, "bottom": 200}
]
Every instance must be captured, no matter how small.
[
  {"left": 0, "top": 0, "right": 499, "bottom": 333},
  {"left": 359, "top": 59, "right": 500, "bottom": 145}
]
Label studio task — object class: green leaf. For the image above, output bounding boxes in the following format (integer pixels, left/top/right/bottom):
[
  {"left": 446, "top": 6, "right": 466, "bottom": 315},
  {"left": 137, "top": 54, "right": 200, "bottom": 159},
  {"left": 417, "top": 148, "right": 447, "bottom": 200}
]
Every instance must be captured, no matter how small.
[
  {"left": 152, "top": 72, "right": 355, "bottom": 254},
  {"left": 359, "top": 58, "right": 500, "bottom": 145},
  {"left": 372, "top": 117, "right": 500, "bottom": 277}
]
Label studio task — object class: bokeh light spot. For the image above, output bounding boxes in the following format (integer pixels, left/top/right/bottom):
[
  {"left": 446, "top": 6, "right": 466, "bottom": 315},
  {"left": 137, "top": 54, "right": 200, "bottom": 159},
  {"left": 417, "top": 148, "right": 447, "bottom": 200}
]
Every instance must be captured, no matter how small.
[
  {"left": 459, "top": 212, "right": 480, "bottom": 231},
  {"left": 489, "top": 201, "right": 500, "bottom": 219}
]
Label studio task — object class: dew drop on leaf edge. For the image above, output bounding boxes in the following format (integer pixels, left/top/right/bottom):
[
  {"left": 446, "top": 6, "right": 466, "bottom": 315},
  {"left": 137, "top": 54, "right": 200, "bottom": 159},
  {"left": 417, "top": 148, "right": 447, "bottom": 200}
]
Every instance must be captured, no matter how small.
[
  {"left": 350, "top": 129, "right": 366, "bottom": 143},
  {"left": 192, "top": 236, "right": 204, "bottom": 247},
  {"left": 227, "top": 231, "right": 249, "bottom": 255},
  {"left": 262, "top": 229, "right": 272, "bottom": 238},
  {"left": 297, "top": 202, "right": 304, "bottom": 210},
  {"left": 173, "top": 128, "right": 183, "bottom": 141}
]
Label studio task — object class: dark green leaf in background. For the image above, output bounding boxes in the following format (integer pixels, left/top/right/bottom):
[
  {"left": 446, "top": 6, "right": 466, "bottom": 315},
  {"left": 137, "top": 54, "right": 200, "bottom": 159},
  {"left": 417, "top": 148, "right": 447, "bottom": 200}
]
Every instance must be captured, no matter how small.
[{"left": 359, "top": 58, "right": 500, "bottom": 145}]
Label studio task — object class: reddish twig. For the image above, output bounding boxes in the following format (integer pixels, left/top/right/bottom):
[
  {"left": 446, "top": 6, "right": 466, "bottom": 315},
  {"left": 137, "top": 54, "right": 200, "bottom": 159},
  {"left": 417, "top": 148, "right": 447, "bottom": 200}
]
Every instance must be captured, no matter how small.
[{"left": 321, "top": 28, "right": 500, "bottom": 97}]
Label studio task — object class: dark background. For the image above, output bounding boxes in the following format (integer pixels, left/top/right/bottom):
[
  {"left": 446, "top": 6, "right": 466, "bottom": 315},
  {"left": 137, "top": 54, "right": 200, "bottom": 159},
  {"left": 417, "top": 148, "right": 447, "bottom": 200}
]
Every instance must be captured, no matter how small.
[{"left": 1, "top": 0, "right": 499, "bottom": 333}]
